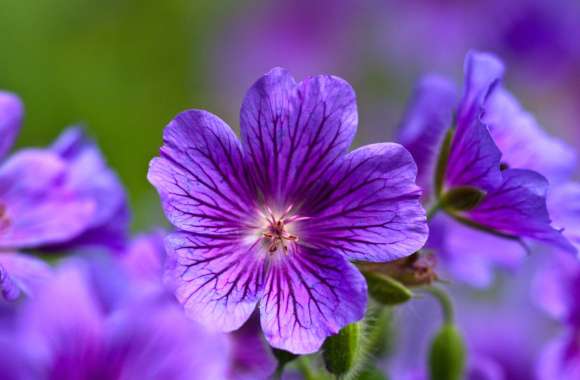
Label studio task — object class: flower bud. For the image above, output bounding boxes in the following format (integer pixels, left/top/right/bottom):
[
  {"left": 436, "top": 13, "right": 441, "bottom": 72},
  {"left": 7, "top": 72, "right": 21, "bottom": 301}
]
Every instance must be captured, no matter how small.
[
  {"left": 428, "top": 323, "right": 466, "bottom": 380},
  {"left": 441, "top": 186, "right": 486, "bottom": 211},
  {"left": 323, "top": 322, "right": 361, "bottom": 376},
  {"left": 357, "top": 365, "right": 388, "bottom": 380},
  {"left": 364, "top": 271, "right": 413, "bottom": 305}
]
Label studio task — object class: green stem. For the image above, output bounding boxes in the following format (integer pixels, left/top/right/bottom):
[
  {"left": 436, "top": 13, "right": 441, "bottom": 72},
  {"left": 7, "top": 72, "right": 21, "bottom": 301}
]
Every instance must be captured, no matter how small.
[
  {"left": 272, "top": 364, "right": 284, "bottom": 380},
  {"left": 426, "top": 201, "right": 442, "bottom": 221},
  {"left": 424, "top": 286, "right": 454, "bottom": 324},
  {"left": 296, "top": 357, "right": 317, "bottom": 380}
]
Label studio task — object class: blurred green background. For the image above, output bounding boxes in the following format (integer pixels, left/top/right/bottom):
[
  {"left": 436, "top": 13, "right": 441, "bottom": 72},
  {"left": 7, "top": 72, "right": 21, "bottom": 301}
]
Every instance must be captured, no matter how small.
[{"left": 0, "top": 0, "right": 236, "bottom": 229}]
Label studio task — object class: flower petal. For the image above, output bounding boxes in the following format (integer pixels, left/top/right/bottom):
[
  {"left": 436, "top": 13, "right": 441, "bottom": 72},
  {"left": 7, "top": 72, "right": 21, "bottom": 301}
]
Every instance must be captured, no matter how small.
[
  {"left": 0, "top": 252, "right": 52, "bottom": 301},
  {"left": 397, "top": 75, "right": 457, "bottom": 195},
  {"left": 122, "top": 230, "right": 166, "bottom": 283},
  {"left": 532, "top": 252, "right": 579, "bottom": 323},
  {"left": 302, "top": 143, "right": 427, "bottom": 262},
  {"left": 148, "top": 110, "right": 255, "bottom": 234},
  {"left": 445, "top": 119, "right": 503, "bottom": 191},
  {"left": 0, "top": 149, "right": 95, "bottom": 248},
  {"left": 445, "top": 52, "right": 504, "bottom": 191},
  {"left": 165, "top": 232, "right": 267, "bottom": 332},
  {"left": 484, "top": 88, "right": 577, "bottom": 184},
  {"left": 465, "top": 169, "right": 576, "bottom": 253},
  {"left": 50, "top": 127, "right": 130, "bottom": 252},
  {"left": 240, "top": 68, "right": 357, "bottom": 206},
  {"left": 538, "top": 332, "right": 580, "bottom": 380},
  {"left": 0, "top": 92, "right": 23, "bottom": 160},
  {"left": 429, "top": 214, "right": 526, "bottom": 287},
  {"left": 260, "top": 247, "right": 367, "bottom": 354},
  {"left": 548, "top": 182, "right": 580, "bottom": 252},
  {"left": 18, "top": 263, "right": 105, "bottom": 377},
  {"left": 457, "top": 51, "right": 504, "bottom": 126}
]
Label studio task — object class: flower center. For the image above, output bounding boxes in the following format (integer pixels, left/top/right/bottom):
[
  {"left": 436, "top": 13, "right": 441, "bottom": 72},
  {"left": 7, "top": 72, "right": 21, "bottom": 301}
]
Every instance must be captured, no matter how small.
[{"left": 261, "top": 205, "right": 307, "bottom": 254}]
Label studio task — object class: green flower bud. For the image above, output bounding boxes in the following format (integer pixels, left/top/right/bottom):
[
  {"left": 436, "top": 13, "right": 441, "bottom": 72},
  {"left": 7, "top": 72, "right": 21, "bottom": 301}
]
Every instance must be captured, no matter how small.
[
  {"left": 428, "top": 323, "right": 466, "bottom": 380},
  {"left": 441, "top": 186, "right": 486, "bottom": 211},
  {"left": 323, "top": 322, "right": 362, "bottom": 376},
  {"left": 357, "top": 365, "right": 389, "bottom": 380},
  {"left": 364, "top": 271, "right": 413, "bottom": 305}
]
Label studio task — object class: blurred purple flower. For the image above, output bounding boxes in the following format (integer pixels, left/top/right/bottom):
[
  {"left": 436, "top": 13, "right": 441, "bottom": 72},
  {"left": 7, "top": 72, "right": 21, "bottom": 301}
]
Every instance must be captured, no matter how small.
[
  {"left": 533, "top": 250, "right": 580, "bottom": 380},
  {"left": 538, "top": 330, "right": 580, "bottom": 380},
  {"left": 121, "top": 230, "right": 166, "bottom": 284},
  {"left": 379, "top": 0, "right": 580, "bottom": 77},
  {"left": 0, "top": 257, "right": 230, "bottom": 380},
  {"left": 0, "top": 92, "right": 130, "bottom": 300},
  {"left": 0, "top": 92, "right": 91, "bottom": 300},
  {"left": 120, "top": 231, "right": 278, "bottom": 379},
  {"left": 149, "top": 68, "right": 428, "bottom": 353},
  {"left": 49, "top": 127, "right": 131, "bottom": 253},
  {"left": 398, "top": 51, "right": 576, "bottom": 286}
]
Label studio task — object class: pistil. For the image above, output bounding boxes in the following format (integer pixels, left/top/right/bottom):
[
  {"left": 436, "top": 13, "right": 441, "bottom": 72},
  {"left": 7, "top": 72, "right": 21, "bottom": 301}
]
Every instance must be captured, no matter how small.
[{"left": 261, "top": 205, "right": 307, "bottom": 254}]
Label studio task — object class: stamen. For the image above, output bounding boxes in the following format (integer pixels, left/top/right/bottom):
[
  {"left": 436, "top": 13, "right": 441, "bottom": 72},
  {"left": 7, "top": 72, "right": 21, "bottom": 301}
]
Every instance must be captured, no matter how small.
[{"left": 261, "top": 206, "right": 303, "bottom": 255}]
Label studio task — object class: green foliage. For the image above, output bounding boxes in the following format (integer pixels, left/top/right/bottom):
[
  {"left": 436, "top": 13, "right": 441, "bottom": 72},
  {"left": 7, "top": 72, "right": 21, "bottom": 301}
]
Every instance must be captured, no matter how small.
[
  {"left": 323, "top": 322, "right": 362, "bottom": 376},
  {"left": 0, "top": 0, "right": 232, "bottom": 230}
]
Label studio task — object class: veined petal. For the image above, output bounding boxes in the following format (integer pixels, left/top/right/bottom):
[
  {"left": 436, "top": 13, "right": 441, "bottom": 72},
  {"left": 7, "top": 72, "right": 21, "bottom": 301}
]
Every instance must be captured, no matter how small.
[
  {"left": 0, "top": 149, "right": 96, "bottom": 248},
  {"left": 166, "top": 232, "right": 267, "bottom": 332},
  {"left": 465, "top": 169, "right": 576, "bottom": 253},
  {"left": 445, "top": 119, "right": 503, "bottom": 191},
  {"left": 0, "top": 252, "right": 52, "bottom": 301},
  {"left": 445, "top": 51, "right": 504, "bottom": 191},
  {"left": 457, "top": 51, "right": 504, "bottom": 127},
  {"left": 397, "top": 75, "right": 457, "bottom": 195},
  {"left": 148, "top": 110, "right": 255, "bottom": 234},
  {"left": 0, "top": 92, "right": 23, "bottom": 160},
  {"left": 240, "top": 68, "right": 357, "bottom": 206},
  {"left": 302, "top": 143, "right": 427, "bottom": 262},
  {"left": 260, "top": 247, "right": 367, "bottom": 354},
  {"left": 485, "top": 88, "right": 577, "bottom": 184}
]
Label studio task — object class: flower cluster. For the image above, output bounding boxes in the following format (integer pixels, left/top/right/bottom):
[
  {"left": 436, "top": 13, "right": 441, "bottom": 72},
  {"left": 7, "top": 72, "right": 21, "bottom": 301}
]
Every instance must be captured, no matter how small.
[{"left": 1, "top": 49, "right": 579, "bottom": 379}]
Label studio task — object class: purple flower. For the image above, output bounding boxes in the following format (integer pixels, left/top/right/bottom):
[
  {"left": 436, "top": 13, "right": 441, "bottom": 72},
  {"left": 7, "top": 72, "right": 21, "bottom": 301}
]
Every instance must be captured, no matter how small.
[
  {"left": 120, "top": 231, "right": 277, "bottom": 379},
  {"left": 398, "top": 51, "right": 576, "bottom": 286},
  {"left": 48, "top": 126, "right": 131, "bottom": 253},
  {"left": 0, "top": 92, "right": 93, "bottom": 300},
  {"left": 538, "top": 330, "right": 580, "bottom": 380},
  {"left": 0, "top": 257, "right": 231, "bottom": 380},
  {"left": 0, "top": 92, "right": 131, "bottom": 300},
  {"left": 121, "top": 230, "right": 167, "bottom": 284},
  {"left": 148, "top": 68, "right": 428, "bottom": 353},
  {"left": 533, "top": 243, "right": 580, "bottom": 379}
]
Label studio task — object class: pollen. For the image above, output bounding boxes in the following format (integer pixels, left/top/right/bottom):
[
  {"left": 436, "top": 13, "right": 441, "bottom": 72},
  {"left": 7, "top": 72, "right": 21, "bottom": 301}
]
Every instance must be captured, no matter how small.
[{"left": 261, "top": 205, "right": 308, "bottom": 254}]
